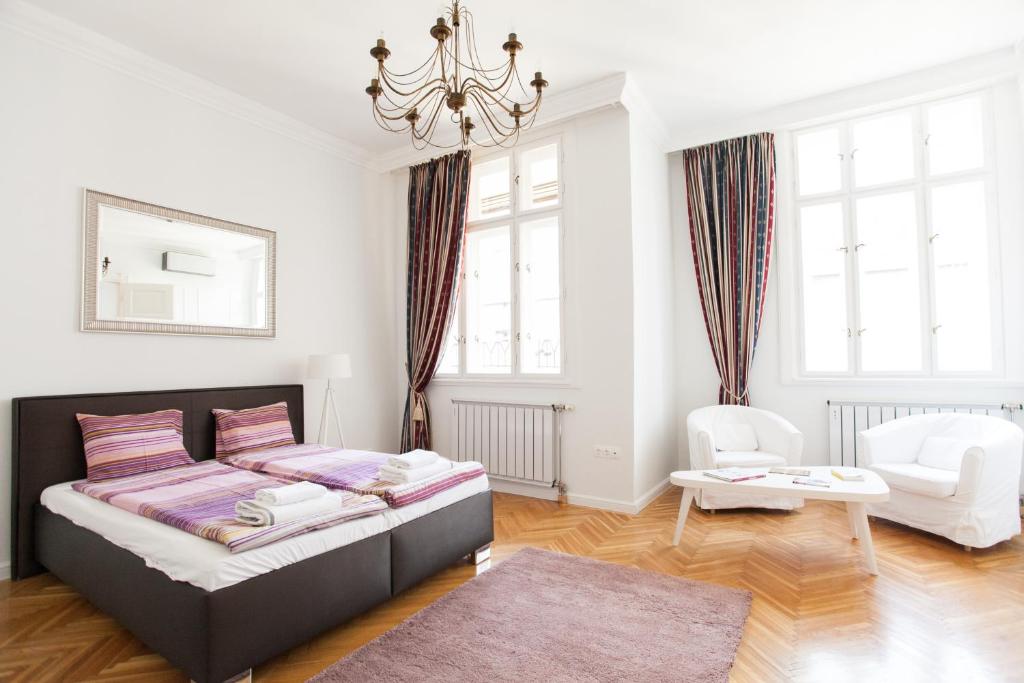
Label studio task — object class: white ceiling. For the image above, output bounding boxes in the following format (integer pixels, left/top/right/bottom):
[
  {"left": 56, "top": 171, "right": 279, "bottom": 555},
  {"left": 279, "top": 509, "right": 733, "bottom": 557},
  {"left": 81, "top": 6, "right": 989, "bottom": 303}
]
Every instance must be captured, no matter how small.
[{"left": 24, "top": 0, "right": 1024, "bottom": 155}]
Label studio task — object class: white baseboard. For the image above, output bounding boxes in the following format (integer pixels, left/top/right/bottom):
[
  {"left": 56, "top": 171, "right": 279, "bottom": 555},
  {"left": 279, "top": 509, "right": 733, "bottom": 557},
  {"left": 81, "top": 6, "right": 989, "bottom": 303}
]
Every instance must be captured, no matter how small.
[
  {"left": 566, "top": 492, "right": 640, "bottom": 514},
  {"left": 488, "top": 479, "right": 560, "bottom": 501},
  {"left": 0, "top": 561, "right": 10, "bottom": 582},
  {"left": 489, "top": 476, "right": 673, "bottom": 515},
  {"left": 633, "top": 477, "right": 673, "bottom": 512}
]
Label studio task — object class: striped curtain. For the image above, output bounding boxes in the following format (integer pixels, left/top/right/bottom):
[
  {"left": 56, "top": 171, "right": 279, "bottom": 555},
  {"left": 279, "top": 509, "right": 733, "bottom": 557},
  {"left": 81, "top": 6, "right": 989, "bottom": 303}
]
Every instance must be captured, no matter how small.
[
  {"left": 402, "top": 150, "right": 472, "bottom": 451},
  {"left": 683, "top": 133, "right": 776, "bottom": 406}
]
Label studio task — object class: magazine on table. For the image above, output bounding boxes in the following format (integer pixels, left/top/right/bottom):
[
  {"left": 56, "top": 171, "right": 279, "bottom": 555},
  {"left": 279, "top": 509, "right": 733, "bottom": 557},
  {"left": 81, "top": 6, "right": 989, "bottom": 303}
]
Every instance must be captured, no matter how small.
[
  {"left": 792, "top": 475, "right": 831, "bottom": 488},
  {"left": 769, "top": 467, "right": 811, "bottom": 476},
  {"left": 703, "top": 468, "right": 767, "bottom": 483}
]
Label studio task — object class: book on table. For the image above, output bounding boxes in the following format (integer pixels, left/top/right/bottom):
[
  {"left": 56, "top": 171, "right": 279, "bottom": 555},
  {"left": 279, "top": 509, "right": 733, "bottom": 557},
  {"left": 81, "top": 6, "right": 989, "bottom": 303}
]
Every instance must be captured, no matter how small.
[
  {"left": 831, "top": 468, "right": 865, "bottom": 481},
  {"left": 703, "top": 468, "right": 767, "bottom": 483},
  {"left": 792, "top": 475, "right": 831, "bottom": 488},
  {"left": 769, "top": 467, "right": 811, "bottom": 476}
]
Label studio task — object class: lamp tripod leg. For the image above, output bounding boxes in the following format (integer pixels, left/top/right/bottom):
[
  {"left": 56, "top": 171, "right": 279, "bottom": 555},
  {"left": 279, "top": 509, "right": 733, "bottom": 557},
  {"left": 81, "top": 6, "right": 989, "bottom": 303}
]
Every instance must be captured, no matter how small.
[
  {"left": 318, "top": 384, "right": 330, "bottom": 445},
  {"left": 328, "top": 385, "right": 346, "bottom": 449}
]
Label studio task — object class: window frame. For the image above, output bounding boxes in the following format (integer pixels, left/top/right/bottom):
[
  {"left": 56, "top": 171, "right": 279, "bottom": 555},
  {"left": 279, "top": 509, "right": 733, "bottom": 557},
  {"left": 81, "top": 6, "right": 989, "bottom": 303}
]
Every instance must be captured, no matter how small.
[
  {"left": 435, "top": 135, "right": 567, "bottom": 382},
  {"left": 788, "top": 88, "right": 1005, "bottom": 381}
]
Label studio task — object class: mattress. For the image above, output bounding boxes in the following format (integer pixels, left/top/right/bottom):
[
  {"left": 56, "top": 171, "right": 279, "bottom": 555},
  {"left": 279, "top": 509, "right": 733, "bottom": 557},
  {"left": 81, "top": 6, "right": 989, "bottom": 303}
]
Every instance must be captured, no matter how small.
[{"left": 40, "top": 473, "right": 489, "bottom": 592}]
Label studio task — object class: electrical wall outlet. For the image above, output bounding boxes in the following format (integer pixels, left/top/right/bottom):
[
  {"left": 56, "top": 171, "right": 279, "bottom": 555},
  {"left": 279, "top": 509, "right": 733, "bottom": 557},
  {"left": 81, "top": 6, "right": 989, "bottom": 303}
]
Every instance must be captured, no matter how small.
[{"left": 594, "top": 445, "right": 620, "bottom": 459}]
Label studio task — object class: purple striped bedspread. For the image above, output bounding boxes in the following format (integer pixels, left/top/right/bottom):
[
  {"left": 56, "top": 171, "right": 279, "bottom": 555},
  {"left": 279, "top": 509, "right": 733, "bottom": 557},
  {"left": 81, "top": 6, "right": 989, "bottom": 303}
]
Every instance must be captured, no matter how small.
[
  {"left": 223, "top": 445, "right": 487, "bottom": 508},
  {"left": 71, "top": 460, "right": 388, "bottom": 553}
]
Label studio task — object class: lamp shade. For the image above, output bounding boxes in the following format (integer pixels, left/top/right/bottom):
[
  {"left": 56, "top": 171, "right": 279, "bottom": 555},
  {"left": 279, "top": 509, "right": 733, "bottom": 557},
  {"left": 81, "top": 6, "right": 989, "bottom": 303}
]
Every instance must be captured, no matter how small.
[{"left": 307, "top": 353, "right": 352, "bottom": 380}]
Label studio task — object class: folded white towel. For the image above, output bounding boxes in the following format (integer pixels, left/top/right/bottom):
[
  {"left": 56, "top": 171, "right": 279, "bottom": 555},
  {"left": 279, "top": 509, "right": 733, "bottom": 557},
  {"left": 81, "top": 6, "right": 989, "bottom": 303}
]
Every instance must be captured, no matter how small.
[
  {"left": 378, "top": 459, "right": 452, "bottom": 484},
  {"left": 235, "top": 492, "right": 342, "bottom": 526},
  {"left": 254, "top": 481, "right": 327, "bottom": 506},
  {"left": 387, "top": 449, "right": 440, "bottom": 470}
]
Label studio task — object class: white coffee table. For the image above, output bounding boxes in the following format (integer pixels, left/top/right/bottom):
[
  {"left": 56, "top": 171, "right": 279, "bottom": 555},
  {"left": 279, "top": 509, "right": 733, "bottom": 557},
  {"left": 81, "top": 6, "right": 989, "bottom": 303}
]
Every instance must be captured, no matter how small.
[{"left": 670, "top": 466, "right": 890, "bottom": 575}]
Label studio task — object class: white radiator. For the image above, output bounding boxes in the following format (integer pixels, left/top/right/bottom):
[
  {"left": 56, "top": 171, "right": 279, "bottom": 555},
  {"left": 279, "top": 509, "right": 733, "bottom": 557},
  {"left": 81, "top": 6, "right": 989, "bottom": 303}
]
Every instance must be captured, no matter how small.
[
  {"left": 827, "top": 399, "right": 1024, "bottom": 468},
  {"left": 450, "top": 399, "right": 566, "bottom": 488}
]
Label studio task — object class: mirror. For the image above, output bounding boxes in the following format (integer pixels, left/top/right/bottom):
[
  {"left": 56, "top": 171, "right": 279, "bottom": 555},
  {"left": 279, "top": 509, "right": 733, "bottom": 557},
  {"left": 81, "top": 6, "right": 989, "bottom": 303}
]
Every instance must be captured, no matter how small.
[{"left": 82, "top": 190, "right": 276, "bottom": 337}]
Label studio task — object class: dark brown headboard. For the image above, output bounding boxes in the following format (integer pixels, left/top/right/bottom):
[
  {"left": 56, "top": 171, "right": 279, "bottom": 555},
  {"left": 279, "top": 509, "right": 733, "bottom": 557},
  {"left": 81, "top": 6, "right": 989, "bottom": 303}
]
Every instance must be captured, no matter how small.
[{"left": 11, "top": 384, "right": 304, "bottom": 580}]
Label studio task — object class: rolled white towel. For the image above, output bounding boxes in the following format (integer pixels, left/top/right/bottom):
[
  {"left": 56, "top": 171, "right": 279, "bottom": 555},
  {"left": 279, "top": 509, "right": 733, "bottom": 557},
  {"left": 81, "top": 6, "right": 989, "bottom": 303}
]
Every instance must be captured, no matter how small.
[
  {"left": 235, "top": 492, "right": 343, "bottom": 526},
  {"left": 254, "top": 481, "right": 327, "bottom": 505},
  {"left": 378, "top": 459, "right": 452, "bottom": 484},
  {"left": 387, "top": 449, "right": 440, "bottom": 470}
]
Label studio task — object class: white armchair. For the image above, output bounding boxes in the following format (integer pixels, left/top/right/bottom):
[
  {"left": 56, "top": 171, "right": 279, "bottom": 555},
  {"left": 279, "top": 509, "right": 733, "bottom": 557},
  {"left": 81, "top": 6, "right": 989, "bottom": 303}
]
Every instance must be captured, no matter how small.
[
  {"left": 860, "top": 413, "right": 1023, "bottom": 549},
  {"left": 687, "top": 405, "right": 804, "bottom": 511}
]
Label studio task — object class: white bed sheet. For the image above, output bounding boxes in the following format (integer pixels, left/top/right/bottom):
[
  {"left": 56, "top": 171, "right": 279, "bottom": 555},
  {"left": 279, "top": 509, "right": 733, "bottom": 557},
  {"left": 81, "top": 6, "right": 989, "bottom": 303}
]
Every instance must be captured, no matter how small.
[{"left": 40, "top": 474, "right": 489, "bottom": 592}]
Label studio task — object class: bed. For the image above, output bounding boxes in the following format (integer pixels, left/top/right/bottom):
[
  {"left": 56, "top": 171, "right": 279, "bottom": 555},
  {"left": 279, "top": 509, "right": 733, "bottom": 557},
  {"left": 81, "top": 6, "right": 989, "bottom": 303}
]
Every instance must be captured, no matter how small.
[{"left": 11, "top": 384, "right": 494, "bottom": 683}]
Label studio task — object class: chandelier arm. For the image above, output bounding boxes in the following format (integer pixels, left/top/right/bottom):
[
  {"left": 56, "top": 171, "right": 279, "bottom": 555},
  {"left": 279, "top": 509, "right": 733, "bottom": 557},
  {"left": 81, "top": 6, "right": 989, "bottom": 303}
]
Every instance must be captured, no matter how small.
[
  {"left": 375, "top": 82, "right": 448, "bottom": 117},
  {"left": 440, "top": 40, "right": 513, "bottom": 76},
  {"left": 379, "top": 44, "right": 442, "bottom": 80},
  {"left": 380, "top": 58, "right": 441, "bottom": 88},
  {"left": 460, "top": 66, "right": 518, "bottom": 103},
  {"left": 461, "top": 8, "right": 515, "bottom": 88},
  {"left": 372, "top": 104, "right": 411, "bottom": 133},
  {"left": 466, "top": 90, "right": 519, "bottom": 135},
  {"left": 373, "top": 92, "right": 441, "bottom": 122},
  {"left": 464, "top": 69, "right": 532, "bottom": 108},
  {"left": 463, "top": 7, "right": 531, "bottom": 101},
  {"left": 514, "top": 91, "right": 544, "bottom": 116},
  {"left": 463, "top": 80, "right": 528, "bottom": 115},
  {"left": 378, "top": 71, "right": 450, "bottom": 99},
  {"left": 468, "top": 118, "right": 520, "bottom": 149},
  {"left": 411, "top": 90, "right": 450, "bottom": 142}
]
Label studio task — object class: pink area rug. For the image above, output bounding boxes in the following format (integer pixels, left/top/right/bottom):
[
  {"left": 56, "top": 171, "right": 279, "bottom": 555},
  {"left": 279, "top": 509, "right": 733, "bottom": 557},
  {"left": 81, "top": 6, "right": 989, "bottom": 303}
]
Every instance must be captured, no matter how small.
[{"left": 309, "top": 547, "right": 751, "bottom": 682}]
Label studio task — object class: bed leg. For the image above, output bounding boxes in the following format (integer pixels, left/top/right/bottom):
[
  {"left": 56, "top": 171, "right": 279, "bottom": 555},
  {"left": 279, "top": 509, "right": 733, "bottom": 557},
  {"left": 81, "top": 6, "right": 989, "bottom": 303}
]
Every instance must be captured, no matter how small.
[
  {"left": 469, "top": 543, "right": 492, "bottom": 565},
  {"left": 192, "top": 669, "right": 251, "bottom": 683}
]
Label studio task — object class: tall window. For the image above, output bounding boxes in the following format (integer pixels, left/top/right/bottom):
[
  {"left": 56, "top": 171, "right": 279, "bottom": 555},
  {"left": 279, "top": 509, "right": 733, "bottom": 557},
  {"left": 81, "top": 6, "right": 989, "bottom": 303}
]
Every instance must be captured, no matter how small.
[
  {"left": 793, "top": 91, "right": 999, "bottom": 377},
  {"left": 436, "top": 139, "right": 563, "bottom": 378}
]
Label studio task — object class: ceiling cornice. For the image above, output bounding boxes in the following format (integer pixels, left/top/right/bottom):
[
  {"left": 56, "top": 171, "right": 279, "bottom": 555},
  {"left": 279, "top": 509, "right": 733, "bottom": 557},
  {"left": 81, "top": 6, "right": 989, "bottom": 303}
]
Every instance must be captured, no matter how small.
[
  {"left": 668, "top": 46, "right": 1020, "bottom": 152},
  {"left": 0, "top": 0, "right": 377, "bottom": 169},
  {"left": 373, "top": 72, "right": 633, "bottom": 173}
]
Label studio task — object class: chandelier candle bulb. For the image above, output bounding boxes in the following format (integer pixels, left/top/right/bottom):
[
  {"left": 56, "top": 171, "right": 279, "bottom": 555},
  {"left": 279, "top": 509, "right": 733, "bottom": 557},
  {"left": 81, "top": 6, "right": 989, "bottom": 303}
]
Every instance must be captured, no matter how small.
[{"left": 366, "top": 0, "right": 548, "bottom": 149}]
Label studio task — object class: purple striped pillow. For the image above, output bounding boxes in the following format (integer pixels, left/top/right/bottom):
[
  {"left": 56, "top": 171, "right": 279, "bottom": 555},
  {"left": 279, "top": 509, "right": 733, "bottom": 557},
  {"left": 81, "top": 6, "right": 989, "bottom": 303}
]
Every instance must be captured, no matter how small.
[
  {"left": 77, "top": 409, "right": 194, "bottom": 482},
  {"left": 213, "top": 402, "right": 296, "bottom": 457}
]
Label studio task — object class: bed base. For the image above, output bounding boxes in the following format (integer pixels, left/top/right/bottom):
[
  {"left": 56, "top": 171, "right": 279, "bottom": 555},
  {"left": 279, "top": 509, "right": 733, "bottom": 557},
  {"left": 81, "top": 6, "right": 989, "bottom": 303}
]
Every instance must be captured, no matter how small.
[
  {"left": 193, "top": 670, "right": 251, "bottom": 683},
  {"left": 35, "top": 490, "right": 493, "bottom": 683}
]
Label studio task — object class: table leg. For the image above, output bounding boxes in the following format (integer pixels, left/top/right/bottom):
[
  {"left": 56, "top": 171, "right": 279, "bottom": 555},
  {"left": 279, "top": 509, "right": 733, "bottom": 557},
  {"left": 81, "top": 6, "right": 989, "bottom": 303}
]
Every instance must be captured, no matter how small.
[
  {"left": 846, "top": 502, "right": 878, "bottom": 575},
  {"left": 846, "top": 504, "right": 860, "bottom": 540},
  {"left": 673, "top": 488, "right": 696, "bottom": 546}
]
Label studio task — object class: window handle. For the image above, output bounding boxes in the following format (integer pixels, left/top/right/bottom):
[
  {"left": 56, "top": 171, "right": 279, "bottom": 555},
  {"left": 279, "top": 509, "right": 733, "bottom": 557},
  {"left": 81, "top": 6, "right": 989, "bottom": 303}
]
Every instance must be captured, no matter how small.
[
  {"left": 929, "top": 233, "right": 940, "bottom": 243},
  {"left": 857, "top": 328, "right": 867, "bottom": 336},
  {"left": 836, "top": 246, "right": 849, "bottom": 253},
  {"left": 854, "top": 242, "right": 866, "bottom": 252},
  {"left": 849, "top": 148, "right": 858, "bottom": 159},
  {"left": 924, "top": 134, "right": 932, "bottom": 146},
  {"left": 932, "top": 324, "right": 942, "bottom": 334},
  {"left": 847, "top": 327, "right": 852, "bottom": 338}
]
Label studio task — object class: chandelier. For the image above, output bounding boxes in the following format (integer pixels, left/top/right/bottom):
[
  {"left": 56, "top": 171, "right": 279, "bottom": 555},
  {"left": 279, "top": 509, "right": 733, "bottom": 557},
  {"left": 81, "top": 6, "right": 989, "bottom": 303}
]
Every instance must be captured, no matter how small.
[{"left": 365, "top": 0, "right": 548, "bottom": 149}]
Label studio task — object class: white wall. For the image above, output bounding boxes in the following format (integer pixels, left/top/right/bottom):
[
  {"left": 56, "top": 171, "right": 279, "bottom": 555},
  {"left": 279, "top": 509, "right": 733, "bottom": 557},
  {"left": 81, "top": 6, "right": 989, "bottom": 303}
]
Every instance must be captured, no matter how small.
[
  {"left": 388, "top": 106, "right": 641, "bottom": 511},
  {"left": 0, "top": 24, "right": 400, "bottom": 576},
  {"left": 671, "top": 73, "right": 1024, "bottom": 470},
  {"left": 628, "top": 117, "right": 677, "bottom": 502}
]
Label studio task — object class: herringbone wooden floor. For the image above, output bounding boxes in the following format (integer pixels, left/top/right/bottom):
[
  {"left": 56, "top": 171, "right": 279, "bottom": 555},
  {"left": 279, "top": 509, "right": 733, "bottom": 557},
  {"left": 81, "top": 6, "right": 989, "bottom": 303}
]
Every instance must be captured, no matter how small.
[{"left": 2, "top": 489, "right": 1023, "bottom": 682}]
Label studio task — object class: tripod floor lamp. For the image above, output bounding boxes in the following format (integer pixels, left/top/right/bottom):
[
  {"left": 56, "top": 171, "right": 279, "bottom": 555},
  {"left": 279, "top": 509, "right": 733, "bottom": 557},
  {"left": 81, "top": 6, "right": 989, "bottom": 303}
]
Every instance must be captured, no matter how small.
[{"left": 307, "top": 353, "right": 352, "bottom": 447}]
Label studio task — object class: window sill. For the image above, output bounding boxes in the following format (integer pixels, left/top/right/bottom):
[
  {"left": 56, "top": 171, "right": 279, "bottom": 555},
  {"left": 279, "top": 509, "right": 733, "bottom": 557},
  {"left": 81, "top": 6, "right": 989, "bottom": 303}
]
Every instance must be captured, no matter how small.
[
  {"left": 429, "top": 376, "right": 577, "bottom": 390},
  {"left": 780, "top": 374, "right": 1024, "bottom": 390}
]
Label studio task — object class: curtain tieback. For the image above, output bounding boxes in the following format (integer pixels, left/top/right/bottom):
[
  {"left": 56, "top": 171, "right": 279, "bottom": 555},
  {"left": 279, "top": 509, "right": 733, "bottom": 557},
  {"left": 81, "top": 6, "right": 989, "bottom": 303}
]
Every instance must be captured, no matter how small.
[
  {"left": 721, "top": 384, "right": 749, "bottom": 402},
  {"left": 410, "top": 389, "right": 427, "bottom": 422}
]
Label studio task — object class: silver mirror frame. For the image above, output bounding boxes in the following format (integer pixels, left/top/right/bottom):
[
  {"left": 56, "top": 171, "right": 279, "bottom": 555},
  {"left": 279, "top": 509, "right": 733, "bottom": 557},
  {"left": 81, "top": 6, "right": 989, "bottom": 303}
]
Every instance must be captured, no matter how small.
[{"left": 81, "top": 189, "right": 277, "bottom": 338}]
